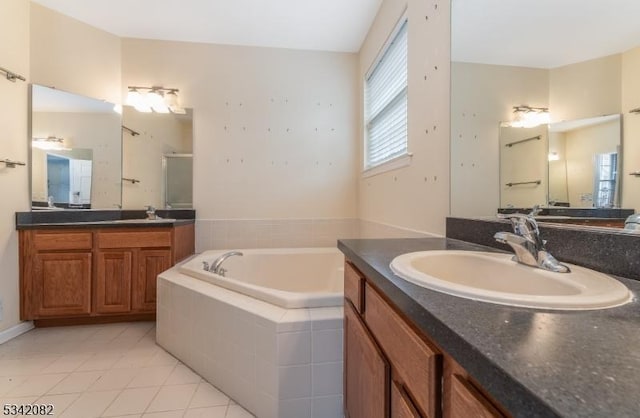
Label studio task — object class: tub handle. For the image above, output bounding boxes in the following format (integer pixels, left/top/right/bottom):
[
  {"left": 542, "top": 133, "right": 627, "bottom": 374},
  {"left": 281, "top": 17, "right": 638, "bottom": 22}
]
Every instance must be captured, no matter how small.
[{"left": 202, "top": 261, "right": 210, "bottom": 271}]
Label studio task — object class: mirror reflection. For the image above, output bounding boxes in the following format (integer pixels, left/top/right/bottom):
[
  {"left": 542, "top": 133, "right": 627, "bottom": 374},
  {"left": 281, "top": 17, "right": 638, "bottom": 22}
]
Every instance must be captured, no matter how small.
[
  {"left": 30, "top": 85, "right": 122, "bottom": 209},
  {"left": 548, "top": 115, "right": 621, "bottom": 208},
  {"left": 121, "top": 107, "right": 193, "bottom": 209},
  {"left": 498, "top": 115, "right": 622, "bottom": 209},
  {"left": 32, "top": 148, "right": 93, "bottom": 209},
  {"left": 450, "top": 0, "right": 640, "bottom": 219}
]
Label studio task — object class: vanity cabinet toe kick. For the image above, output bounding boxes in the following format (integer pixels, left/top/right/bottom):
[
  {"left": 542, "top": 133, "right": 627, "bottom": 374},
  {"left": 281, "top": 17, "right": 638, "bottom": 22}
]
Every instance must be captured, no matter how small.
[
  {"left": 344, "top": 260, "right": 510, "bottom": 418},
  {"left": 19, "top": 224, "right": 194, "bottom": 326}
]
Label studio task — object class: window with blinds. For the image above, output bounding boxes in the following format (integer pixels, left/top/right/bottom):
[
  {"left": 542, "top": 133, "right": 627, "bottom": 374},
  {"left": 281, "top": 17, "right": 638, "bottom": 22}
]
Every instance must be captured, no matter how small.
[{"left": 364, "top": 18, "right": 408, "bottom": 171}]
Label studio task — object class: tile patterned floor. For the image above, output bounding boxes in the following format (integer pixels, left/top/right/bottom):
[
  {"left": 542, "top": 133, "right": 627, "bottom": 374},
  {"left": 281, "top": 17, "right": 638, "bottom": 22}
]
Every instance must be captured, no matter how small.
[{"left": 0, "top": 322, "right": 254, "bottom": 418}]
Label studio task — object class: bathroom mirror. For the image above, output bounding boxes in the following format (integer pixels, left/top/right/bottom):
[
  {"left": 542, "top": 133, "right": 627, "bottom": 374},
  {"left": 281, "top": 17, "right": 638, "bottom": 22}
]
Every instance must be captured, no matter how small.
[
  {"left": 450, "top": 0, "right": 640, "bottom": 219},
  {"left": 30, "top": 84, "right": 122, "bottom": 209},
  {"left": 121, "top": 106, "right": 193, "bottom": 209}
]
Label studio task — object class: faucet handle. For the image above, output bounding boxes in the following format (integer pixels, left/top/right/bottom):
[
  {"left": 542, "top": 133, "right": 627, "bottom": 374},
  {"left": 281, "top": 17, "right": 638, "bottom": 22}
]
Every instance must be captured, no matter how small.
[
  {"left": 529, "top": 205, "right": 543, "bottom": 216},
  {"left": 497, "top": 212, "right": 541, "bottom": 241}
]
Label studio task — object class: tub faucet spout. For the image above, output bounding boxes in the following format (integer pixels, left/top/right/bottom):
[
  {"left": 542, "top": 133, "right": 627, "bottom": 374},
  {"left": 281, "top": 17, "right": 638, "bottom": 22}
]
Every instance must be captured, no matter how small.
[{"left": 206, "top": 251, "right": 243, "bottom": 276}]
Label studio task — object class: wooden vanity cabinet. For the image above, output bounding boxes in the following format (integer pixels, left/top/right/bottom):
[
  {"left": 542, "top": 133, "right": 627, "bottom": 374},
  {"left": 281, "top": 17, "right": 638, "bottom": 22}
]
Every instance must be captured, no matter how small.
[
  {"left": 344, "top": 260, "right": 510, "bottom": 418},
  {"left": 20, "top": 223, "right": 194, "bottom": 324}
]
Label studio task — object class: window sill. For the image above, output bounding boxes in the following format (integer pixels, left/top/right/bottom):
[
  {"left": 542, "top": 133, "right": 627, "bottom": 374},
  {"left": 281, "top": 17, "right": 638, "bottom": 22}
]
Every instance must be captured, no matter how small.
[{"left": 362, "top": 153, "right": 413, "bottom": 178}]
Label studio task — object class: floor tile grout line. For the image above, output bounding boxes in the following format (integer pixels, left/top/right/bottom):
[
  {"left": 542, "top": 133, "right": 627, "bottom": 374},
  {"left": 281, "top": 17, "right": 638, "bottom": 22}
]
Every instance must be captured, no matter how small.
[
  {"left": 182, "top": 379, "right": 202, "bottom": 416},
  {"left": 32, "top": 390, "right": 81, "bottom": 417},
  {"left": 140, "top": 361, "right": 180, "bottom": 415}
]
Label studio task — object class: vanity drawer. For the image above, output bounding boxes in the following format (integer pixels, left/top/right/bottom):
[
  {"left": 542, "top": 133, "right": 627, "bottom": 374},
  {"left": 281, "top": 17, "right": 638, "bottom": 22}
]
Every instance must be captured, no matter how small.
[
  {"left": 97, "top": 231, "right": 172, "bottom": 249},
  {"left": 365, "top": 284, "right": 441, "bottom": 418},
  {"left": 34, "top": 231, "right": 93, "bottom": 251},
  {"left": 344, "top": 261, "right": 364, "bottom": 314}
]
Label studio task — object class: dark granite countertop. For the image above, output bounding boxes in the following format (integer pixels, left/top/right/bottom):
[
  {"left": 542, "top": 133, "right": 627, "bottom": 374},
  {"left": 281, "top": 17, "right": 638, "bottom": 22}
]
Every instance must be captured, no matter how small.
[
  {"left": 15, "top": 209, "right": 195, "bottom": 230},
  {"left": 338, "top": 238, "right": 640, "bottom": 418},
  {"left": 16, "top": 219, "right": 195, "bottom": 230}
]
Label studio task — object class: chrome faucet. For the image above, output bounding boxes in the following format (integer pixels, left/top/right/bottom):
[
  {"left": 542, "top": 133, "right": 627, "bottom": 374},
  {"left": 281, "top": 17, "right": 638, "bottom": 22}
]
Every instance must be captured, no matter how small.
[
  {"left": 494, "top": 211, "right": 570, "bottom": 273},
  {"left": 145, "top": 206, "right": 157, "bottom": 220},
  {"left": 202, "top": 251, "right": 243, "bottom": 276}
]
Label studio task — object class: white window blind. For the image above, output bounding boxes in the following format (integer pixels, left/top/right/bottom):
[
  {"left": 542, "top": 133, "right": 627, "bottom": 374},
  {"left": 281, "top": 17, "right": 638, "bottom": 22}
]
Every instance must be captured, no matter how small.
[{"left": 365, "top": 19, "right": 408, "bottom": 171}]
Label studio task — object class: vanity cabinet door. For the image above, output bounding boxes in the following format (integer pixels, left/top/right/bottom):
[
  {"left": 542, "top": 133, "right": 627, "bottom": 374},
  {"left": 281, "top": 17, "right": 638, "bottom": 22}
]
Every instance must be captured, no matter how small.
[
  {"left": 32, "top": 252, "right": 92, "bottom": 317},
  {"left": 344, "top": 300, "right": 389, "bottom": 418},
  {"left": 133, "top": 249, "right": 171, "bottom": 312},
  {"left": 96, "top": 250, "right": 133, "bottom": 314}
]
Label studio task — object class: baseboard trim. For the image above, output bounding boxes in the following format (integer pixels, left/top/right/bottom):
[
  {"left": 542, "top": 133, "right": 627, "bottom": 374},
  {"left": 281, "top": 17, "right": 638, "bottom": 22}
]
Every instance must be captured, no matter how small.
[{"left": 0, "top": 321, "right": 34, "bottom": 345}]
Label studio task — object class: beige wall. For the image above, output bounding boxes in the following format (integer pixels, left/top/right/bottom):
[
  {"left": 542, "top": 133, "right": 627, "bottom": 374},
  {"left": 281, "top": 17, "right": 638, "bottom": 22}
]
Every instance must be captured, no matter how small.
[
  {"left": 30, "top": 3, "right": 121, "bottom": 104},
  {"left": 31, "top": 111, "right": 122, "bottom": 208},
  {"left": 0, "top": 0, "right": 30, "bottom": 333},
  {"left": 122, "top": 39, "right": 359, "bottom": 221},
  {"left": 357, "top": 0, "right": 451, "bottom": 235},
  {"left": 451, "top": 62, "right": 549, "bottom": 216},
  {"left": 122, "top": 107, "right": 192, "bottom": 209},
  {"left": 622, "top": 47, "right": 640, "bottom": 210},
  {"left": 549, "top": 54, "right": 621, "bottom": 123}
]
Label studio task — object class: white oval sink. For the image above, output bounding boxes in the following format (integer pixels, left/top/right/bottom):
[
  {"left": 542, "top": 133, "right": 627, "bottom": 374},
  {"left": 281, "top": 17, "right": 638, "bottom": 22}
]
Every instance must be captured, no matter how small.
[{"left": 390, "top": 251, "right": 632, "bottom": 310}]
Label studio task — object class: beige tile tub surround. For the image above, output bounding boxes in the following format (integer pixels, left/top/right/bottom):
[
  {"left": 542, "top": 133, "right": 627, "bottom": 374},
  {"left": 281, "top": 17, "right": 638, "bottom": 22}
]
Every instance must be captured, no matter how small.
[
  {"left": 0, "top": 322, "right": 253, "bottom": 418},
  {"left": 195, "top": 217, "right": 434, "bottom": 252},
  {"left": 157, "top": 268, "right": 344, "bottom": 418}
]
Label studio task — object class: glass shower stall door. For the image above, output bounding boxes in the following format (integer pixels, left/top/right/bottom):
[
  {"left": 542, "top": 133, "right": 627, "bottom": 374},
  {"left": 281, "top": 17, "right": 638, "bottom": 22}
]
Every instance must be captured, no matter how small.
[{"left": 163, "top": 154, "right": 193, "bottom": 209}]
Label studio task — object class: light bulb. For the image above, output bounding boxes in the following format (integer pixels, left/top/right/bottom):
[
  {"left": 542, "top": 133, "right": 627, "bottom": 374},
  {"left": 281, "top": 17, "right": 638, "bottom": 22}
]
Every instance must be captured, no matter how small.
[
  {"left": 164, "top": 91, "right": 178, "bottom": 107},
  {"left": 163, "top": 90, "right": 186, "bottom": 113},
  {"left": 148, "top": 90, "right": 170, "bottom": 113},
  {"left": 127, "top": 88, "right": 151, "bottom": 113},
  {"left": 126, "top": 88, "right": 142, "bottom": 106}
]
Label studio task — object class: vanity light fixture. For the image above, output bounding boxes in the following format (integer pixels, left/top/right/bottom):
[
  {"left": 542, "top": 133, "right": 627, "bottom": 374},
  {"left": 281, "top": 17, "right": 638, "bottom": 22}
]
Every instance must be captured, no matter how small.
[
  {"left": 503, "top": 105, "right": 550, "bottom": 128},
  {"left": 126, "top": 86, "right": 185, "bottom": 114},
  {"left": 548, "top": 152, "right": 560, "bottom": 161},
  {"left": 32, "top": 136, "right": 67, "bottom": 151}
]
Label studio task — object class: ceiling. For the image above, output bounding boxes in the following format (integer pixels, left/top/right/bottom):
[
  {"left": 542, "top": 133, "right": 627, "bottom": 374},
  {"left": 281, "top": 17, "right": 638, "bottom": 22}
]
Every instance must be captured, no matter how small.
[
  {"left": 32, "top": 1, "right": 640, "bottom": 68},
  {"left": 452, "top": 0, "right": 640, "bottom": 69},
  {"left": 549, "top": 114, "right": 619, "bottom": 133},
  {"left": 31, "top": 0, "right": 382, "bottom": 53}
]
